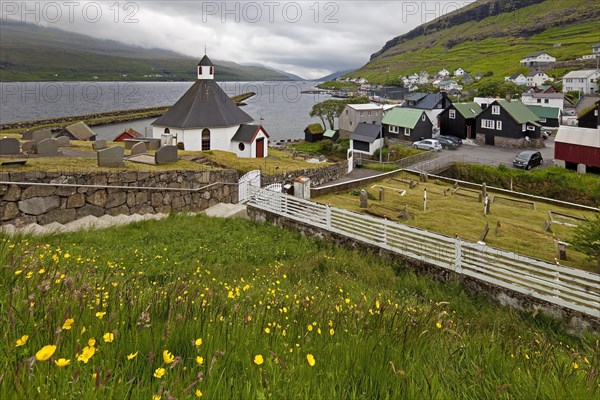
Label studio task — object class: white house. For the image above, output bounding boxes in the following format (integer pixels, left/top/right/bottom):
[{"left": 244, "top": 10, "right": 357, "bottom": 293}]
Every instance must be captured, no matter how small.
[
  {"left": 419, "top": 71, "right": 431, "bottom": 84},
  {"left": 349, "top": 123, "right": 384, "bottom": 155},
  {"left": 152, "top": 55, "right": 269, "bottom": 158},
  {"left": 438, "top": 68, "right": 450, "bottom": 78},
  {"left": 438, "top": 80, "right": 463, "bottom": 91},
  {"left": 526, "top": 71, "right": 552, "bottom": 87},
  {"left": 453, "top": 68, "right": 465, "bottom": 77},
  {"left": 505, "top": 73, "right": 528, "bottom": 86},
  {"left": 408, "top": 73, "right": 419, "bottom": 84},
  {"left": 593, "top": 44, "right": 600, "bottom": 57},
  {"left": 521, "top": 92, "right": 565, "bottom": 111},
  {"left": 562, "top": 70, "right": 600, "bottom": 95},
  {"left": 520, "top": 52, "right": 556, "bottom": 67}
]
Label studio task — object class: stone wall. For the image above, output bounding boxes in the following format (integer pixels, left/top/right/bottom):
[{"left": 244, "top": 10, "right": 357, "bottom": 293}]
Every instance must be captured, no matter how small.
[
  {"left": 475, "top": 134, "right": 544, "bottom": 148},
  {"left": 262, "top": 161, "right": 347, "bottom": 187},
  {"left": 247, "top": 205, "right": 599, "bottom": 335},
  {"left": 1, "top": 170, "right": 238, "bottom": 227}
]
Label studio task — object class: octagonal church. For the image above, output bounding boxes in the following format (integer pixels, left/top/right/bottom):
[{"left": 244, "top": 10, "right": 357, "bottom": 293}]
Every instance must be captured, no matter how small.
[{"left": 152, "top": 55, "right": 269, "bottom": 158}]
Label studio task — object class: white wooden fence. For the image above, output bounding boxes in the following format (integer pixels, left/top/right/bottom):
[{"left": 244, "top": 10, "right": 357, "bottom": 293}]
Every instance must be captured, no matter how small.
[
  {"left": 238, "top": 170, "right": 261, "bottom": 203},
  {"left": 247, "top": 188, "right": 600, "bottom": 318}
]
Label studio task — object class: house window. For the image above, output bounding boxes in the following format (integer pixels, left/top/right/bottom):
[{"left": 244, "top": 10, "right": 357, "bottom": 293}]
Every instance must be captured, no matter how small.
[
  {"left": 527, "top": 126, "right": 535, "bottom": 131},
  {"left": 164, "top": 128, "right": 170, "bottom": 134},
  {"left": 389, "top": 125, "right": 399, "bottom": 134},
  {"left": 544, "top": 99, "right": 549, "bottom": 104},
  {"left": 492, "top": 105, "right": 501, "bottom": 115},
  {"left": 210, "top": 66, "right": 213, "bottom": 75},
  {"left": 537, "top": 99, "right": 541, "bottom": 103},
  {"left": 404, "top": 128, "right": 412, "bottom": 136},
  {"left": 201, "top": 129, "right": 211, "bottom": 151},
  {"left": 481, "top": 119, "right": 495, "bottom": 129},
  {"left": 350, "top": 121, "right": 353, "bottom": 126},
  {"left": 496, "top": 121, "right": 502, "bottom": 130},
  {"left": 449, "top": 109, "right": 456, "bottom": 119},
  {"left": 238, "top": 143, "right": 245, "bottom": 151},
  {"left": 421, "top": 114, "right": 426, "bottom": 121},
  {"left": 522, "top": 123, "right": 527, "bottom": 132},
  {"left": 540, "top": 118, "right": 546, "bottom": 122}
]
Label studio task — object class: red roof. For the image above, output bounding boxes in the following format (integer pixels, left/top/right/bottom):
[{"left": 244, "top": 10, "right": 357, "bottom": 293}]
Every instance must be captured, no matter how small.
[{"left": 113, "top": 128, "right": 143, "bottom": 142}]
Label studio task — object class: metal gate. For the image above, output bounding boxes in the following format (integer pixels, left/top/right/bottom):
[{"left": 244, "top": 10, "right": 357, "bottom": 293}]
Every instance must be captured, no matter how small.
[
  {"left": 238, "top": 170, "right": 261, "bottom": 203},
  {"left": 263, "top": 183, "right": 283, "bottom": 193}
]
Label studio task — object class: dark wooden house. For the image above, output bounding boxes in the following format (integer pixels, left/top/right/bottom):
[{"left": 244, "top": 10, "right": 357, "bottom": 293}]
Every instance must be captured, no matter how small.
[
  {"left": 438, "top": 102, "right": 482, "bottom": 139},
  {"left": 382, "top": 107, "right": 433, "bottom": 142},
  {"left": 526, "top": 105, "right": 560, "bottom": 128},
  {"left": 304, "top": 123, "right": 325, "bottom": 142},
  {"left": 578, "top": 100, "right": 600, "bottom": 129},
  {"left": 475, "top": 99, "right": 541, "bottom": 147}
]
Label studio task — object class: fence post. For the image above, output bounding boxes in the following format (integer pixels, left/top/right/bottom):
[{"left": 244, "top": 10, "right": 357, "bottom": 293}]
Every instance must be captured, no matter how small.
[{"left": 454, "top": 236, "right": 462, "bottom": 273}]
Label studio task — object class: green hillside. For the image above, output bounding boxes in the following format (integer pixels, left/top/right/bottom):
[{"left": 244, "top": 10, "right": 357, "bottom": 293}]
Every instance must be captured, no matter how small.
[
  {"left": 0, "top": 21, "right": 297, "bottom": 82},
  {"left": 347, "top": 0, "right": 600, "bottom": 83}
]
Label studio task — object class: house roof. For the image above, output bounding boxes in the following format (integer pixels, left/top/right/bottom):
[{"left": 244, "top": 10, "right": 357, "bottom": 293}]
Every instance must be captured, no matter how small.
[
  {"left": 509, "top": 73, "right": 524, "bottom": 79},
  {"left": 113, "top": 128, "right": 142, "bottom": 142},
  {"left": 593, "top": 44, "right": 600, "bottom": 49},
  {"left": 198, "top": 55, "right": 214, "bottom": 66},
  {"left": 405, "top": 92, "right": 428, "bottom": 103},
  {"left": 523, "top": 92, "right": 563, "bottom": 99},
  {"left": 555, "top": 126, "right": 600, "bottom": 148},
  {"left": 527, "top": 71, "right": 547, "bottom": 77},
  {"left": 453, "top": 102, "right": 482, "bottom": 118},
  {"left": 526, "top": 105, "right": 560, "bottom": 119},
  {"left": 404, "top": 92, "right": 446, "bottom": 110},
  {"left": 575, "top": 95, "right": 600, "bottom": 114},
  {"left": 563, "top": 70, "right": 600, "bottom": 79},
  {"left": 231, "top": 124, "right": 269, "bottom": 143},
  {"left": 347, "top": 103, "right": 383, "bottom": 111},
  {"left": 382, "top": 108, "right": 425, "bottom": 128},
  {"left": 65, "top": 121, "right": 96, "bottom": 141},
  {"left": 350, "top": 123, "right": 382, "bottom": 143},
  {"left": 494, "top": 99, "right": 540, "bottom": 124},
  {"left": 323, "top": 129, "right": 337, "bottom": 138},
  {"left": 152, "top": 79, "right": 253, "bottom": 129},
  {"left": 523, "top": 51, "right": 551, "bottom": 58}
]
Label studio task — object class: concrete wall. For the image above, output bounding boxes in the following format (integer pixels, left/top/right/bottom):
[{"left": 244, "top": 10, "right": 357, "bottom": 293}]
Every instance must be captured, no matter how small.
[
  {"left": 247, "top": 205, "right": 599, "bottom": 335},
  {"left": 1, "top": 170, "right": 238, "bottom": 227}
]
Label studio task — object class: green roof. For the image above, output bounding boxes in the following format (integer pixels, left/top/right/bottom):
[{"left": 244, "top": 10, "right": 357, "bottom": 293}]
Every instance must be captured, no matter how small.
[
  {"left": 382, "top": 108, "right": 424, "bottom": 128},
  {"left": 306, "top": 123, "right": 324, "bottom": 134},
  {"left": 452, "top": 102, "right": 482, "bottom": 118},
  {"left": 323, "top": 129, "right": 336, "bottom": 138},
  {"left": 495, "top": 99, "right": 540, "bottom": 124},
  {"left": 526, "top": 105, "right": 560, "bottom": 119}
]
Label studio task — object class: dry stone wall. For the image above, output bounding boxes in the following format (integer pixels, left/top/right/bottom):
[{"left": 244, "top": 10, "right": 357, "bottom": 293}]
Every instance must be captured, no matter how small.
[
  {"left": 1, "top": 170, "right": 238, "bottom": 227},
  {"left": 262, "top": 162, "right": 347, "bottom": 187}
]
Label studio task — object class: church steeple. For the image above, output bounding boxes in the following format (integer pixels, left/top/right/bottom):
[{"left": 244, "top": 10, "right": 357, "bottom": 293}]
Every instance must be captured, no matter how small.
[{"left": 197, "top": 55, "right": 214, "bottom": 80}]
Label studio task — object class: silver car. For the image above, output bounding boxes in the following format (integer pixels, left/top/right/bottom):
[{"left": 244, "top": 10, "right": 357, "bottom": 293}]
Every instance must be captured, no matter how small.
[{"left": 412, "top": 139, "right": 442, "bottom": 152}]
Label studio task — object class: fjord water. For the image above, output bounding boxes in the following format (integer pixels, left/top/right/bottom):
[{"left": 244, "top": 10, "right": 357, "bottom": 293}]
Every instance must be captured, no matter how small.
[{"left": 0, "top": 81, "right": 329, "bottom": 141}]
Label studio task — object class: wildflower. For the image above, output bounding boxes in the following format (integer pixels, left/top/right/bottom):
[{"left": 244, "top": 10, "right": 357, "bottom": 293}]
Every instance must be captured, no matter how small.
[
  {"left": 329, "top": 328, "right": 335, "bottom": 336},
  {"left": 35, "top": 345, "right": 57, "bottom": 361},
  {"left": 103, "top": 332, "right": 114, "bottom": 343},
  {"left": 196, "top": 356, "right": 204, "bottom": 366},
  {"left": 77, "top": 346, "right": 95, "bottom": 363},
  {"left": 127, "top": 351, "right": 138, "bottom": 360},
  {"left": 80, "top": 326, "right": 86, "bottom": 335},
  {"left": 62, "top": 318, "right": 75, "bottom": 330},
  {"left": 88, "top": 338, "right": 96, "bottom": 347},
  {"left": 95, "top": 311, "right": 106, "bottom": 319},
  {"left": 16, "top": 335, "right": 29, "bottom": 347},
  {"left": 163, "top": 350, "right": 175, "bottom": 364},
  {"left": 152, "top": 395, "right": 161, "bottom": 400},
  {"left": 195, "top": 389, "right": 203, "bottom": 397},
  {"left": 307, "top": 325, "right": 313, "bottom": 332},
  {"left": 436, "top": 321, "right": 442, "bottom": 329},
  {"left": 253, "top": 354, "right": 264, "bottom": 365},
  {"left": 195, "top": 338, "right": 203, "bottom": 347},
  {"left": 572, "top": 362, "right": 579, "bottom": 369},
  {"left": 153, "top": 367, "right": 166, "bottom": 379},
  {"left": 584, "top": 357, "right": 589, "bottom": 365},
  {"left": 15, "top": 270, "right": 22, "bottom": 275},
  {"left": 54, "top": 358, "right": 71, "bottom": 368},
  {"left": 306, "top": 354, "right": 315, "bottom": 367},
  {"left": 64, "top": 253, "right": 71, "bottom": 259},
  {"left": 264, "top": 327, "right": 271, "bottom": 334}
]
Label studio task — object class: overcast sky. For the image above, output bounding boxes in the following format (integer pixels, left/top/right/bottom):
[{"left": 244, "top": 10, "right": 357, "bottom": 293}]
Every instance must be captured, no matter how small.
[{"left": 5, "top": 1, "right": 475, "bottom": 79}]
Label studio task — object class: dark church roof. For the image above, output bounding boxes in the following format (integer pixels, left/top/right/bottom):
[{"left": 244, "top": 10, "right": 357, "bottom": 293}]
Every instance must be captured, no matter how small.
[
  {"left": 231, "top": 124, "right": 269, "bottom": 143},
  {"left": 198, "top": 55, "right": 214, "bottom": 66},
  {"left": 152, "top": 80, "right": 253, "bottom": 129}
]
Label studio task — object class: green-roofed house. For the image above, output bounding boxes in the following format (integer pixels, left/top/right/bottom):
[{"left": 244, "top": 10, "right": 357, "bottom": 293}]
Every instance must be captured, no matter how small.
[
  {"left": 382, "top": 108, "right": 433, "bottom": 142},
  {"left": 438, "top": 102, "right": 482, "bottom": 140},
  {"left": 323, "top": 129, "right": 339, "bottom": 142},
  {"left": 526, "top": 105, "right": 560, "bottom": 128},
  {"left": 475, "top": 99, "right": 542, "bottom": 148}
]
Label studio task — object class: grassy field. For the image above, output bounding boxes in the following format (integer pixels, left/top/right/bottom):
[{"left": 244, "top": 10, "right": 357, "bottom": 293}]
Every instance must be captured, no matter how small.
[
  {"left": 315, "top": 171, "right": 598, "bottom": 272},
  {"left": 0, "top": 215, "right": 598, "bottom": 399}
]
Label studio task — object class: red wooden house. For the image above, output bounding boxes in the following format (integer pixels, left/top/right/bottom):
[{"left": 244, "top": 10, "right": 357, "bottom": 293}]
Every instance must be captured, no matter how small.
[
  {"left": 113, "top": 128, "right": 143, "bottom": 142},
  {"left": 554, "top": 126, "right": 600, "bottom": 173}
]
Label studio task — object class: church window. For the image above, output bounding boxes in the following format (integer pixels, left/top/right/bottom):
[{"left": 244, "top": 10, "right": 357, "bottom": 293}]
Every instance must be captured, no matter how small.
[{"left": 202, "top": 129, "right": 211, "bottom": 150}]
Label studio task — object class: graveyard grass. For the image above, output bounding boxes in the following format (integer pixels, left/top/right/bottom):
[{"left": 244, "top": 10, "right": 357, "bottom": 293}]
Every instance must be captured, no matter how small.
[
  {"left": 1, "top": 214, "right": 598, "bottom": 399},
  {"left": 315, "top": 171, "right": 599, "bottom": 272}
]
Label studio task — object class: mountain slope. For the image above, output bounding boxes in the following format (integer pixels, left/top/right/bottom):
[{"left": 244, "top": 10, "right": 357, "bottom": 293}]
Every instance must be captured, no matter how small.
[
  {"left": 348, "top": 0, "right": 600, "bottom": 83},
  {"left": 0, "top": 21, "right": 297, "bottom": 81}
]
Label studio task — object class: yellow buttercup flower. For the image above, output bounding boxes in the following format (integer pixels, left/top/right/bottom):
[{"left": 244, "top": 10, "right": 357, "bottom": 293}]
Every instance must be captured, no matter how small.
[
  {"left": 127, "top": 351, "right": 138, "bottom": 360},
  {"left": 153, "top": 367, "right": 166, "bottom": 379},
  {"left": 436, "top": 321, "right": 442, "bottom": 329},
  {"left": 77, "top": 346, "right": 96, "bottom": 363},
  {"left": 306, "top": 353, "right": 315, "bottom": 367},
  {"left": 195, "top": 338, "right": 203, "bottom": 347},
  {"left": 15, "top": 335, "right": 29, "bottom": 347},
  {"left": 572, "top": 362, "right": 579, "bottom": 369},
  {"left": 103, "top": 332, "right": 114, "bottom": 343},
  {"left": 35, "top": 345, "right": 57, "bottom": 361},
  {"left": 163, "top": 350, "right": 175, "bottom": 364},
  {"left": 95, "top": 311, "right": 106, "bottom": 319},
  {"left": 54, "top": 358, "right": 71, "bottom": 367},
  {"left": 152, "top": 395, "right": 161, "bottom": 400},
  {"left": 253, "top": 354, "right": 264, "bottom": 365},
  {"left": 88, "top": 338, "right": 96, "bottom": 347},
  {"left": 195, "top": 389, "right": 203, "bottom": 397},
  {"left": 196, "top": 356, "right": 204, "bottom": 366}
]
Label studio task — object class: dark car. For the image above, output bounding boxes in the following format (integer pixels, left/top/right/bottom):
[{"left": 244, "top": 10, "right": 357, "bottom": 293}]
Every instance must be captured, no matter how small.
[
  {"left": 437, "top": 136, "right": 459, "bottom": 149},
  {"left": 439, "top": 135, "right": 463, "bottom": 146},
  {"left": 513, "top": 150, "right": 543, "bottom": 170}
]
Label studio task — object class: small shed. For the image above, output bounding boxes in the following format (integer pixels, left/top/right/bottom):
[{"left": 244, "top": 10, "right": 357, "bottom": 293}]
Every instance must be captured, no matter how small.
[
  {"left": 350, "top": 123, "right": 383, "bottom": 155},
  {"left": 554, "top": 126, "right": 600, "bottom": 173},
  {"left": 323, "top": 129, "right": 339, "bottom": 142},
  {"left": 113, "top": 128, "right": 143, "bottom": 142},
  {"left": 304, "top": 123, "right": 325, "bottom": 142},
  {"left": 231, "top": 124, "right": 270, "bottom": 158},
  {"left": 60, "top": 121, "right": 97, "bottom": 141},
  {"left": 526, "top": 105, "right": 560, "bottom": 128}
]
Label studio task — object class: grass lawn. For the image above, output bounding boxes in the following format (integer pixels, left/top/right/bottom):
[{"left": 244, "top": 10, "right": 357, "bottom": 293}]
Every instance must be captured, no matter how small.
[
  {"left": 0, "top": 215, "right": 597, "bottom": 399},
  {"left": 315, "top": 171, "right": 598, "bottom": 272}
]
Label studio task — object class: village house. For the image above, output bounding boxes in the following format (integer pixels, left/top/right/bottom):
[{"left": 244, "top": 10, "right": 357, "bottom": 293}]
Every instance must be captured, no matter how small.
[
  {"left": 562, "top": 70, "right": 600, "bottom": 95},
  {"left": 438, "top": 68, "right": 451, "bottom": 78},
  {"left": 437, "top": 80, "right": 463, "bottom": 92},
  {"left": 475, "top": 99, "right": 542, "bottom": 148},
  {"left": 419, "top": 71, "right": 431, "bottom": 84},
  {"left": 526, "top": 71, "right": 552, "bottom": 87},
  {"left": 505, "top": 73, "right": 528, "bottom": 86},
  {"left": 460, "top": 73, "right": 475, "bottom": 85},
  {"left": 402, "top": 92, "right": 452, "bottom": 129},
  {"left": 113, "top": 127, "right": 142, "bottom": 142},
  {"left": 520, "top": 52, "right": 556, "bottom": 67},
  {"left": 453, "top": 68, "right": 465, "bottom": 77},
  {"left": 438, "top": 102, "right": 482, "bottom": 140},
  {"left": 554, "top": 126, "right": 600, "bottom": 173},
  {"left": 338, "top": 104, "right": 384, "bottom": 136},
  {"left": 526, "top": 105, "right": 561, "bottom": 128},
  {"left": 578, "top": 99, "right": 600, "bottom": 129},
  {"left": 349, "top": 123, "right": 383, "bottom": 155},
  {"left": 520, "top": 92, "right": 565, "bottom": 111},
  {"left": 152, "top": 55, "right": 269, "bottom": 158},
  {"left": 382, "top": 107, "right": 433, "bottom": 143}
]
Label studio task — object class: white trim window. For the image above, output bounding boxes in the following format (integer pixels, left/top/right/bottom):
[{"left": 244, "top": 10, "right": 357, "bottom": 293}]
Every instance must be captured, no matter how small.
[
  {"left": 492, "top": 105, "right": 501, "bottom": 115},
  {"left": 404, "top": 128, "right": 412, "bottom": 136},
  {"left": 496, "top": 120, "right": 502, "bottom": 130},
  {"left": 449, "top": 109, "right": 456, "bottom": 119},
  {"left": 527, "top": 125, "right": 535, "bottom": 131},
  {"left": 389, "top": 125, "right": 399, "bottom": 134},
  {"left": 421, "top": 114, "right": 426, "bottom": 121},
  {"left": 540, "top": 117, "right": 546, "bottom": 122},
  {"left": 481, "top": 119, "right": 495, "bottom": 129}
]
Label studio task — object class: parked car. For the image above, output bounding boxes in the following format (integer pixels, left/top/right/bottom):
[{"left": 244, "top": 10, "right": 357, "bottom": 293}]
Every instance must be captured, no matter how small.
[
  {"left": 437, "top": 136, "right": 459, "bottom": 150},
  {"left": 439, "top": 135, "right": 463, "bottom": 146},
  {"left": 541, "top": 129, "right": 552, "bottom": 140},
  {"left": 513, "top": 150, "right": 543, "bottom": 170},
  {"left": 412, "top": 139, "right": 442, "bottom": 152}
]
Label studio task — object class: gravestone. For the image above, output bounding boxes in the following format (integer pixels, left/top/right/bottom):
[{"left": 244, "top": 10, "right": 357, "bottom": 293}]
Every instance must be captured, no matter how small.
[
  {"left": 479, "top": 222, "right": 490, "bottom": 242},
  {"left": 543, "top": 220, "right": 553, "bottom": 232},
  {"left": 379, "top": 187, "right": 385, "bottom": 202},
  {"left": 131, "top": 142, "right": 146, "bottom": 155},
  {"left": 495, "top": 221, "right": 502, "bottom": 236},
  {"left": 21, "top": 140, "right": 36, "bottom": 153},
  {"left": 146, "top": 138, "right": 161, "bottom": 150},
  {"left": 31, "top": 129, "right": 52, "bottom": 142},
  {"left": 155, "top": 145, "right": 177, "bottom": 165},
  {"left": 97, "top": 146, "right": 124, "bottom": 167},
  {"left": 409, "top": 180, "right": 417, "bottom": 189},
  {"left": 555, "top": 239, "right": 569, "bottom": 261},
  {"left": 0, "top": 138, "right": 20, "bottom": 155},
  {"left": 55, "top": 136, "right": 71, "bottom": 147},
  {"left": 92, "top": 139, "right": 108, "bottom": 150},
  {"left": 22, "top": 130, "right": 34, "bottom": 140},
  {"left": 359, "top": 190, "right": 368, "bottom": 208},
  {"left": 35, "top": 138, "right": 59, "bottom": 156}
]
